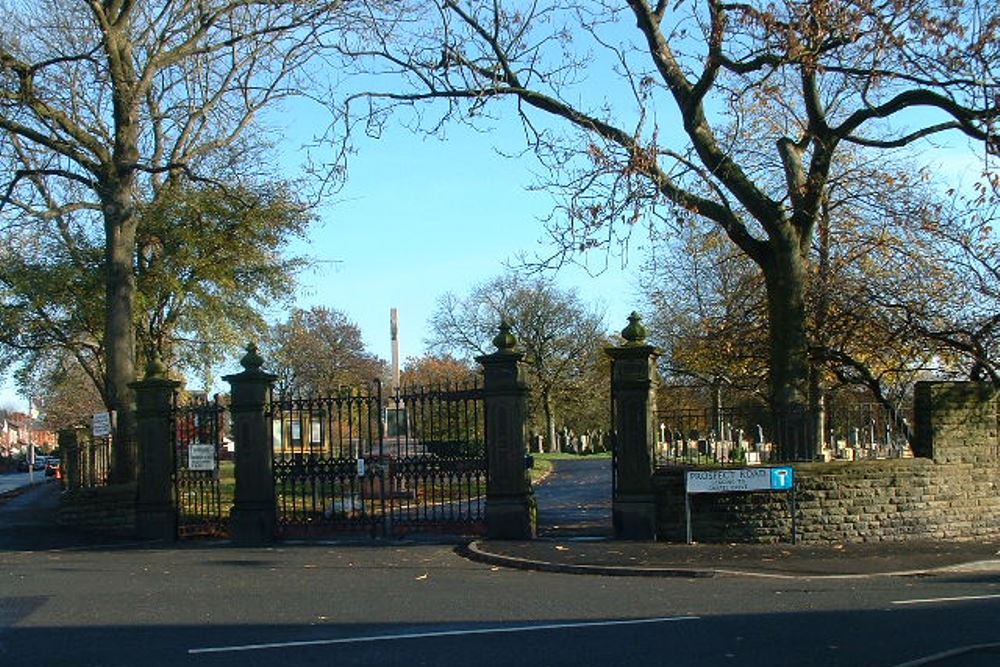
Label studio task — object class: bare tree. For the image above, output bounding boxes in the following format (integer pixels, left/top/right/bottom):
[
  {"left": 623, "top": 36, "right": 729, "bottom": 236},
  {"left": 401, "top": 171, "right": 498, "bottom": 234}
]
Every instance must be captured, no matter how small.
[
  {"left": 864, "top": 194, "right": 1000, "bottom": 386},
  {"left": 266, "top": 307, "right": 387, "bottom": 396},
  {"left": 343, "top": 0, "right": 997, "bottom": 456},
  {"left": 428, "top": 273, "right": 607, "bottom": 451},
  {"left": 0, "top": 0, "right": 362, "bottom": 481},
  {"left": 643, "top": 155, "right": 993, "bottom": 449},
  {"left": 642, "top": 219, "right": 770, "bottom": 396}
]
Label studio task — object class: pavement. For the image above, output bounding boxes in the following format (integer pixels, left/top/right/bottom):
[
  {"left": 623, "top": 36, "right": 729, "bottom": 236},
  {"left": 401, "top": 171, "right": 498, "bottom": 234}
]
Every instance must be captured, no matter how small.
[
  {"left": 469, "top": 457, "right": 1000, "bottom": 578},
  {"left": 533, "top": 457, "right": 613, "bottom": 538},
  {"left": 0, "top": 478, "right": 134, "bottom": 551},
  {"left": 464, "top": 537, "right": 1000, "bottom": 578},
  {"left": 0, "top": 470, "right": 47, "bottom": 496}
]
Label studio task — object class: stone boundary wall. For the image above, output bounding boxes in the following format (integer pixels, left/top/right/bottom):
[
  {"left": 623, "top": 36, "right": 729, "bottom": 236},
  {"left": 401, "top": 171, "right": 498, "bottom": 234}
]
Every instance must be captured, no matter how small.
[
  {"left": 58, "top": 483, "right": 137, "bottom": 537},
  {"left": 653, "top": 380, "right": 998, "bottom": 544},
  {"left": 654, "top": 459, "right": 1000, "bottom": 544}
]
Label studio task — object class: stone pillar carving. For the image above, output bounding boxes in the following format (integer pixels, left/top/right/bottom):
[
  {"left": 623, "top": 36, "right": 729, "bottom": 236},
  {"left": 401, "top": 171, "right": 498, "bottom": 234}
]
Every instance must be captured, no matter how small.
[
  {"left": 224, "top": 344, "right": 278, "bottom": 545},
  {"left": 131, "top": 358, "right": 181, "bottom": 541},
  {"left": 477, "top": 320, "right": 536, "bottom": 539},
  {"left": 607, "top": 312, "right": 660, "bottom": 540}
]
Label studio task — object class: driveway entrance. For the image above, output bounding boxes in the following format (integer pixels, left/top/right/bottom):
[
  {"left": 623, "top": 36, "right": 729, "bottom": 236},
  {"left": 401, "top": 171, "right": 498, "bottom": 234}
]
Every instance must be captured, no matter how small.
[{"left": 534, "top": 458, "right": 612, "bottom": 538}]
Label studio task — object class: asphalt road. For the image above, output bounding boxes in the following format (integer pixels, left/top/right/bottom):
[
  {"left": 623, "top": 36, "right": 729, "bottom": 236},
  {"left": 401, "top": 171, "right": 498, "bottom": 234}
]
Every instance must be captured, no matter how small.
[
  {"left": 2, "top": 483, "right": 998, "bottom": 667},
  {"left": 1, "top": 539, "right": 998, "bottom": 664}
]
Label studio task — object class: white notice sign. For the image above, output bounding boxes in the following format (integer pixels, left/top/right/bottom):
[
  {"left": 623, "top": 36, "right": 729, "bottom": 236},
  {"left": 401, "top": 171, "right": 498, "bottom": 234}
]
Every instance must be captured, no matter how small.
[
  {"left": 188, "top": 444, "right": 216, "bottom": 471},
  {"left": 92, "top": 412, "right": 113, "bottom": 438},
  {"left": 686, "top": 467, "right": 794, "bottom": 494}
]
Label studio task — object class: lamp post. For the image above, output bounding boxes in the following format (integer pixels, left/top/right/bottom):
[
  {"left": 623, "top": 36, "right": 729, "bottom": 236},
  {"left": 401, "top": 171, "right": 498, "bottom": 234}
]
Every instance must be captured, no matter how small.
[{"left": 26, "top": 396, "right": 34, "bottom": 484}]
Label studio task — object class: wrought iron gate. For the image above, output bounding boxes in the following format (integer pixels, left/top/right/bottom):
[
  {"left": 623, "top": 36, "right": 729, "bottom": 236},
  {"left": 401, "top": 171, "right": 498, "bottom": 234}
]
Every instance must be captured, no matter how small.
[
  {"left": 172, "top": 395, "right": 229, "bottom": 538},
  {"left": 270, "top": 381, "right": 487, "bottom": 539}
]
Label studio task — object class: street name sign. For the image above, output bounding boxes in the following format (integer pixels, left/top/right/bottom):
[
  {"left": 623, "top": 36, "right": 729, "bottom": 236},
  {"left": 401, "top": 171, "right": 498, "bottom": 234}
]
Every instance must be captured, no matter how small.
[{"left": 686, "top": 467, "right": 794, "bottom": 494}]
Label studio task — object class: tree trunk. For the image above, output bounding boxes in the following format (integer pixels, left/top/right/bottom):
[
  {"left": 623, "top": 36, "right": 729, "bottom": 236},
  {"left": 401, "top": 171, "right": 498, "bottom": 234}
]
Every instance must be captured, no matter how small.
[
  {"left": 762, "top": 232, "right": 811, "bottom": 460},
  {"left": 809, "top": 207, "right": 832, "bottom": 458},
  {"left": 808, "top": 370, "right": 826, "bottom": 458},
  {"left": 105, "top": 197, "right": 138, "bottom": 484},
  {"left": 543, "top": 391, "right": 557, "bottom": 453},
  {"left": 104, "top": 22, "right": 141, "bottom": 485}
]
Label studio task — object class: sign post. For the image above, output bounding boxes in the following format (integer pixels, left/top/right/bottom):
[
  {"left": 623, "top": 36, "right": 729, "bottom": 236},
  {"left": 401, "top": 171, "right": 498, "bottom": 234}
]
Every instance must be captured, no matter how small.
[{"left": 684, "top": 466, "right": 796, "bottom": 544}]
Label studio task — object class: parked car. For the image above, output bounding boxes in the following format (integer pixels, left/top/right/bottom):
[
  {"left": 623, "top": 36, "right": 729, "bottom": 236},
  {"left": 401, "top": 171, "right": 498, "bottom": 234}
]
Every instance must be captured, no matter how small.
[
  {"left": 45, "top": 458, "right": 61, "bottom": 477},
  {"left": 14, "top": 457, "right": 46, "bottom": 472}
]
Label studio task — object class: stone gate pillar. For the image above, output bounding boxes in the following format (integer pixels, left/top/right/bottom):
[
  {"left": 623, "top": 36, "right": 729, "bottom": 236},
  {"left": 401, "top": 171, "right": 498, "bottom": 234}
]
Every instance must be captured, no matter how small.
[
  {"left": 607, "top": 312, "right": 660, "bottom": 540},
  {"left": 132, "top": 358, "right": 181, "bottom": 541},
  {"left": 477, "top": 321, "right": 536, "bottom": 540},
  {"left": 224, "top": 344, "right": 277, "bottom": 546},
  {"left": 59, "top": 428, "right": 82, "bottom": 492},
  {"left": 914, "top": 381, "right": 999, "bottom": 464}
]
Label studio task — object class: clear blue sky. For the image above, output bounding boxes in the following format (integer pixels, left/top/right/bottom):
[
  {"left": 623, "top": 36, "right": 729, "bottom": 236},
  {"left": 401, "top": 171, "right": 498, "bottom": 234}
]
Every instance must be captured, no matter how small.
[
  {"left": 277, "top": 113, "right": 641, "bottom": 369},
  {"left": 280, "top": 110, "right": 983, "bottom": 369}
]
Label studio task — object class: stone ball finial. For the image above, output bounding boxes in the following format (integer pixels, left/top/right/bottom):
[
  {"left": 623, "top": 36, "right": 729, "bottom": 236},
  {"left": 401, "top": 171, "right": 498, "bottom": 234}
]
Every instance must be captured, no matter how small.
[
  {"left": 492, "top": 318, "right": 518, "bottom": 352},
  {"left": 621, "top": 311, "right": 648, "bottom": 345},
  {"left": 240, "top": 343, "right": 265, "bottom": 372}
]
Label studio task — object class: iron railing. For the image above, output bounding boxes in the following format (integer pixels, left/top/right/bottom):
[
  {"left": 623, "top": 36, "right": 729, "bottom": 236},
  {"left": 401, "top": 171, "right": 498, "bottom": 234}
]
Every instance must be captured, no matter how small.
[
  {"left": 63, "top": 432, "right": 112, "bottom": 490},
  {"left": 172, "top": 395, "right": 229, "bottom": 538},
  {"left": 655, "top": 403, "right": 913, "bottom": 466},
  {"left": 269, "top": 380, "right": 486, "bottom": 539}
]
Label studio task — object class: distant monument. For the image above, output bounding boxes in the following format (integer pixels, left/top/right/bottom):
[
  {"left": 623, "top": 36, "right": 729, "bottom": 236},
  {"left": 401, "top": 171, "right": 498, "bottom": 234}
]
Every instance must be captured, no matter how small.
[
  {"left": 386, "top": 307, "right": 407, "bottom": 437},
  {"left": 390, "top": 307, "right": 400, "bottom": 392}
]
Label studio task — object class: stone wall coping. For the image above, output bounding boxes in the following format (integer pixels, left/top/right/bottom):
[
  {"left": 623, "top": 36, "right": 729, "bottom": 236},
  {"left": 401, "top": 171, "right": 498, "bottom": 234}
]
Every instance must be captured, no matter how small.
[
  {"left": 654, "top": 459, "right": 937, "bottom": 476},
  {"left": 61, "top": 482, "right": 137, "bottom": 502}
]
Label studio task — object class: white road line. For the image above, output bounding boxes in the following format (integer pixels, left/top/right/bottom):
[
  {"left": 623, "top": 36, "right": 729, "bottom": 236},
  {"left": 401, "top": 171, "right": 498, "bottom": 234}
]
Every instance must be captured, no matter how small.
[
  {"left": 888, "top": 642, "right": 1000, "bottom": 667},
  {"left": 189, "top": 616, "right": 701, "bottom": 655},
  {"left": 891, "top": 593, "right": 1000, "bottom": 606}
]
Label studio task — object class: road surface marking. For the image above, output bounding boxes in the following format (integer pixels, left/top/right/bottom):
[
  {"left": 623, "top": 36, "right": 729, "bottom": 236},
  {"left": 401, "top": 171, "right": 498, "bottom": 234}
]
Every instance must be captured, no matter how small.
[
  {"left": 891, "top": 593, "right": 1000, "bottom": 606},
  {"left": 189, "top": 616, "right": 701, "bottom": 654},
  {"left": 888, "top": 642, "right": 1000, "bottom": 667}
]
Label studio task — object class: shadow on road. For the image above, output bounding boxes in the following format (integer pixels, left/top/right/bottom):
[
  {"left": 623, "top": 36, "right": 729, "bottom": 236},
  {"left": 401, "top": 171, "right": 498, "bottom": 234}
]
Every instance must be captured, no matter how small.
[{"left": 1, "top": 602, "right": 999, "bottom": 666}]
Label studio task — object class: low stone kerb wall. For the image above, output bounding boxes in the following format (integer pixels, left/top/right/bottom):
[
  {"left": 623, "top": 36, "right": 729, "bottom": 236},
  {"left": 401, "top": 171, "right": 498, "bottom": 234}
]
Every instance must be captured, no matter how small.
[{"left": 59, "top": 483, "right": 137, "bottom": 537}]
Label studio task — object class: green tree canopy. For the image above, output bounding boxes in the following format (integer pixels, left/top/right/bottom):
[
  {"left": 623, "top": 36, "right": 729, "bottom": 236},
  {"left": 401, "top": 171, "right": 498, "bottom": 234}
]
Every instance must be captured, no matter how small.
[
  {"left": 1, "top": 182, "right": 311, "bottom": 407},
  {"left": 0, "top": 0, "right": 357, "bottom": 480},
  {"left": 135, "top": 183, "right": 312, "bottom": 380}
]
